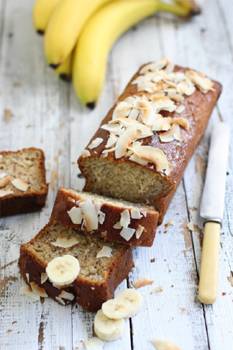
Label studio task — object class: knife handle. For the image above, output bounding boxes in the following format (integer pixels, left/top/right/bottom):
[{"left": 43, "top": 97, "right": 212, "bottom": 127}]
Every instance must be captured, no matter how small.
[{"left": 198, "top": 221, "right": 220, "bottom": 304}]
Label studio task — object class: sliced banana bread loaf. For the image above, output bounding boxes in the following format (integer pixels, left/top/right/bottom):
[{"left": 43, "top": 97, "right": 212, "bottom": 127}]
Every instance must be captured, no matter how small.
[
  {"left": 78, "top": 59, "right": 222, "bottom": 217},
  {"left": 19, "top": 221, "right": 133, "bottom": 311},
  {"left": 51, "top": 188, "right": 159, "bottom": 246},
  {"left": 0, "top": 148, "right": 48, "bottom": 217}
]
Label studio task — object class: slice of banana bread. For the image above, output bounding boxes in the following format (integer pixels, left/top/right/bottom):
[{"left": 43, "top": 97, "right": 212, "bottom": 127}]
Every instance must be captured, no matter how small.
[
  {"left": 78, "top": 59, "right": 222, "bottom": 216},
  {"left": 51, "top": 188, "right": 159, "bottom": 247},
  {"left": 0, "top": 148, "right": 48, "bottom": 217},
  {"left": 19, "top": 221, "right": 133, "bottom": 311}
]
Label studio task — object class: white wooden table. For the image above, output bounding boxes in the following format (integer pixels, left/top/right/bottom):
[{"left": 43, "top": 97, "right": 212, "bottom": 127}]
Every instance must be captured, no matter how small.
[{"left": 0, "top": 1, "right": 233, "bottom": 349}]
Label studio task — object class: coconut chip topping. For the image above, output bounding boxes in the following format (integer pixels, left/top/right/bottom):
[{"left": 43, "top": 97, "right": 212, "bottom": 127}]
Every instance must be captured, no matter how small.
[
  {"left": 11, "top": 178, "right": 29, "bottom": 192},
  {"left": 67, "top": 198, "right": 105, "bottom": 232},
  {"left": 98, "top": 58, "right": 214, "bottom": 175},
  {"left": 96, "top": 245, "right": 112, "bottom": 259},
  {"left": 88, "top": 137, "right": 104, "bottom": 150}
]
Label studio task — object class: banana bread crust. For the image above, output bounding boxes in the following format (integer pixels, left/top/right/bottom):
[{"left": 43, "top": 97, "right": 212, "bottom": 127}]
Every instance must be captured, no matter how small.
[
  {"left": 78, "top": 63, "right": 222, "bottom": 213},
  {"left": 0, "top": 147, "right": 48, "bottom": 217},
  {"left": 51, "top": 188, "right": 159, "bottom": 246},
  {"left": 19, "top": 223, "right": 134, "bottom": 312}
]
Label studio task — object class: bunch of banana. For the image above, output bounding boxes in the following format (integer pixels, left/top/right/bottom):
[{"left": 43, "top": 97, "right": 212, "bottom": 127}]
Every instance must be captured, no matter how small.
[{"left": 33, "top": 0, "right": 199, "bottom": 108}]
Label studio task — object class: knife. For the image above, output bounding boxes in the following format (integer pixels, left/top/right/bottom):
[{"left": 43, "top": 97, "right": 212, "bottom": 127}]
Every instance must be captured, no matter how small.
[{"left": 198, "top": 122, "right": 230, "bottom": 304}]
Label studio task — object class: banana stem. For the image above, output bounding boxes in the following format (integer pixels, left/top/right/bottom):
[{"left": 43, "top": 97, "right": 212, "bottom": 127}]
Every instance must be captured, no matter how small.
[{"left": 157, "top": 0, "right": 193, "bottom": 17}]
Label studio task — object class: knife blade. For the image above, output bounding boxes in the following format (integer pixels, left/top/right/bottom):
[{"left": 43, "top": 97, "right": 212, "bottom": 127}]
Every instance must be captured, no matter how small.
[
  {"left": 198, "top": 121, "right": 230, "bottom": 304},
  {"left": 200, "top": 122, "right": 230, "bottom": 223}
]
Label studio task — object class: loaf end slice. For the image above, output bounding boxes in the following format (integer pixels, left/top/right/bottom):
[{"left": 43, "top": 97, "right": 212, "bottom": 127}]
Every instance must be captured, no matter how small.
[
  {"left": 0, "top": 147, "right": 48, "bottom": 217},
  {"left": 51, "top": 188, "right": 159, "bottom": 247},
  {"left": 19, "top": 222, "right": 133, "bottom": 311}
]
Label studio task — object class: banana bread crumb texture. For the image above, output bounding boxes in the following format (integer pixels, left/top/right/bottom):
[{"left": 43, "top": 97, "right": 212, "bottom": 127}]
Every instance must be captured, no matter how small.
[
  {"left": 0, "top": 148, "right": 48, "bottom": 216},
  {"left": 19, "top": 222, "right": 133, "bottom": 311}
]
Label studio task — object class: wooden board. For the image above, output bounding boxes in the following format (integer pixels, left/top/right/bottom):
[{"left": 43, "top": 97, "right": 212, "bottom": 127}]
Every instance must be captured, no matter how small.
[{"left": 0, "top": 0, "right": 233, "bottom": 349}]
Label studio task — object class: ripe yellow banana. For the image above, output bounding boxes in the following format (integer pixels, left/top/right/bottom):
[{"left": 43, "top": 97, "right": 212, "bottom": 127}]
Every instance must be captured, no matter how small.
[
  {"left": 44, "top": 0, "right": 112, "bottom": 68},
  {"left": 72, "top": 0, "right": 196, "bottom": 108},
  {"left": 55, "top": 53, "right": 72, "bottom": 81},
  {"left": 33, "top": 0, "right": 61, "bottom": 34}
]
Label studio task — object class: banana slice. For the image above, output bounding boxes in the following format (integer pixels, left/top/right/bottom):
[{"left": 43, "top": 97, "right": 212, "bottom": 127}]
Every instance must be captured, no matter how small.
[
  {"left": 102, "top": 288, "right": 142, "bottom": 319},
  {"left": 94, "top": 309, "right": 124, "bottom": 341},
  {"left": 84, "top": 337, "right": 104, "bottom": 350},
  {"left": 46, "top": 255, "right": 80, "bottom": 287}
]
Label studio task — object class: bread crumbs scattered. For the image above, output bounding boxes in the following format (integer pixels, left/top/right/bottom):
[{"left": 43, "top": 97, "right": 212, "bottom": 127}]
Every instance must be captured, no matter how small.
[
  {"left": 151, "top": 286, "right": 163, "bottom": 294},
  {"left": 133, "top": 278, "right": 154, "bottom": 289},
  {"left": 3, "top": 108, "right": 13, "bottom": 122}
]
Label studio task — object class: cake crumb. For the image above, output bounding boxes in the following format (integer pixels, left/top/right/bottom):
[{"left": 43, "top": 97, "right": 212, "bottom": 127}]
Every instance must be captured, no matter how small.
[
  {"left": 151, "top": 286, "right": 163, "bottom": 294},
  {"left": 3, "top": 108, "right": 13, "bottom": 122},
  {"left": 133, "top": 278, "right": 154, "bottom": 289}
]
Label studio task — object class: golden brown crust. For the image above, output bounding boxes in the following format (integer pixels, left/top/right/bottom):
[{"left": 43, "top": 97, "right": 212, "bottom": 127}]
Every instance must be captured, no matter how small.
[
  {"left": 0, "top": 147, "right": 48, "bottom": 217},
  {"left": 51, "top": 188, "right": 159, "bottom": 247},
  {"left": 19, "top": 223, "right": 134, "bottom": 312},
  {"left": 78, "top": 63, "right": 222, "bottom": 216}
]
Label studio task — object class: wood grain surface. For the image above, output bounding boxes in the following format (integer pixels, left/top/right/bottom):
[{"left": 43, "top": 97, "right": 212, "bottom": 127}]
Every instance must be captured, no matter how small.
[{"left": 0, "top": 0, "right": 232, "bottom": 349}]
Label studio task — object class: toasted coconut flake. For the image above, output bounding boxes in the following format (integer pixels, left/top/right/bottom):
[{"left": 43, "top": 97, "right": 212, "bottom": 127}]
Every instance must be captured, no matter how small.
[
  {"left": 0, "top": 175, "right": 11, "bottom": 188},
  {"left": 101, "top": 123, "right": 123, "bottom": 135},
  {"left": 51, "top": 236, "right": 79, "bottom": 248},
  {"left": 175, "top": 104, "right": 185, "bottom": 114},
  {"left": 113, "top": 221, "right": 121, "bottom": 230},
  {"left": 159, "top": 124, "right": 182, "bottom": 143},
  {"left": 0, "top": 155, "right": 3, "bottom": 162},
  {"left": 80, "top": 149, "right": 91, "bottom": 158},
  {"left": 115, "top": 126, "right": 140, "bottom": 159},
  {"left": 177, "top": 80, "right": 195, "bottom": 96},
  {"left": 105, "top": 133, "right": 118, "bottom": 148},
  {"left": 59, "top": 290, "right": 75, "bottom": 301},
  {"left": 79, "top": 199, "right": 98, "bottom": 231},
  {"left": 41, "top": 272, "right": 48, "bottom": 284},
  {"left": 140, "top": 59, "right": 169, "bottom": 74},
  {"left": 129, "top": 153, "right": 148, "bottom": 166},
  {"left": 88, "top": 137, "right": 103, "bottom": 150},
  {"left": 11, "top": 178, "right": 29, "bottom": 192},
  {"left": 140, "top": 209, "right": 147, "bottom": 217},
  {"left": 130, "top": 208, "right": 143, "bottom": 219},
  {"left": 67, "top": 207, "right": 82, "bottom": 225},
  {"left": 120, "top": 227, "right": 135, "bottom": 241},
  {"left": 98, "top": 210, "right": 106, "bottom": 225},
  {"left": 133, "top": 278, "right": 153, "bottom": 288},
  {"left": 96, "top": 246, "right": 112, "bottom": 259},
  {"left": 30, "top": 282, "right": 48, "bottom": 298},
  {"left": 112, "top": 118, "right": 153, "bottom": 139},
  {"left": 135, "top": 225, "right": 144, "bottom": 239},
  {"left": 120, "top": 209, "right": 131, "bottom": 228},
  {"left": 112, "top": 100, "right": 132, "bottom": 119},
  {"left": 132, "top": 75, "right": 157, "bottom": 93},
  {"left": 0, "top": 189, "right": 13, "bottom": 197},
  {"left": 151, "top": 115, "right": 171, "bottom": 132},
  {"left": 84, "top": 337, "right": 104, "bottom": 350},
  {"left": 153, "top": 97, "right": 176, "bottom": 113},
  {"left": 151, "top": 339, "right": 181, "bottom": 350},
  {"left": 55, "top": 296, "right": 66, "bottom": 305},
  {"left": 172, "top": 117, "right": 190, "bottom": 130},
  {"left": 130, "top": 144, "right": 170, "bottom": 175},
  {"left": 186, "top": 70, "right": 214, "bottom": 93}
]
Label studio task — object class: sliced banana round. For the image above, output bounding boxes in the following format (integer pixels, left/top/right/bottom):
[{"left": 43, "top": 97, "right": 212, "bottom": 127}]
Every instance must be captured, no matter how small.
[
  {"left": 94, "top": 309, "right": 124, "bottom": 341},
  {"left": 46, "top": 255, "right": 80, "bottom": 287},
  {"left": 102, "top": 288, "right": 142, "bottom": 319},
  {"left": 84, "top": 337, "right": 104, "bottom": 350}
]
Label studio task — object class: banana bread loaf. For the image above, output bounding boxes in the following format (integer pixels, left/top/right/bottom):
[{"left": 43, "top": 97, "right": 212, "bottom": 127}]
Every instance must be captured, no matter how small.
[
  {"left": 19, "top": 221, "right": 133, "bottom": 311},
  {"left": 0, "top": 148, "right": 48, "bottom": 217},
  {"left": 78, "top": 59, "right": 222, "bottom": 217},
  {"left": 51, "top": 188, "right": 159, "bottom": 246}
]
